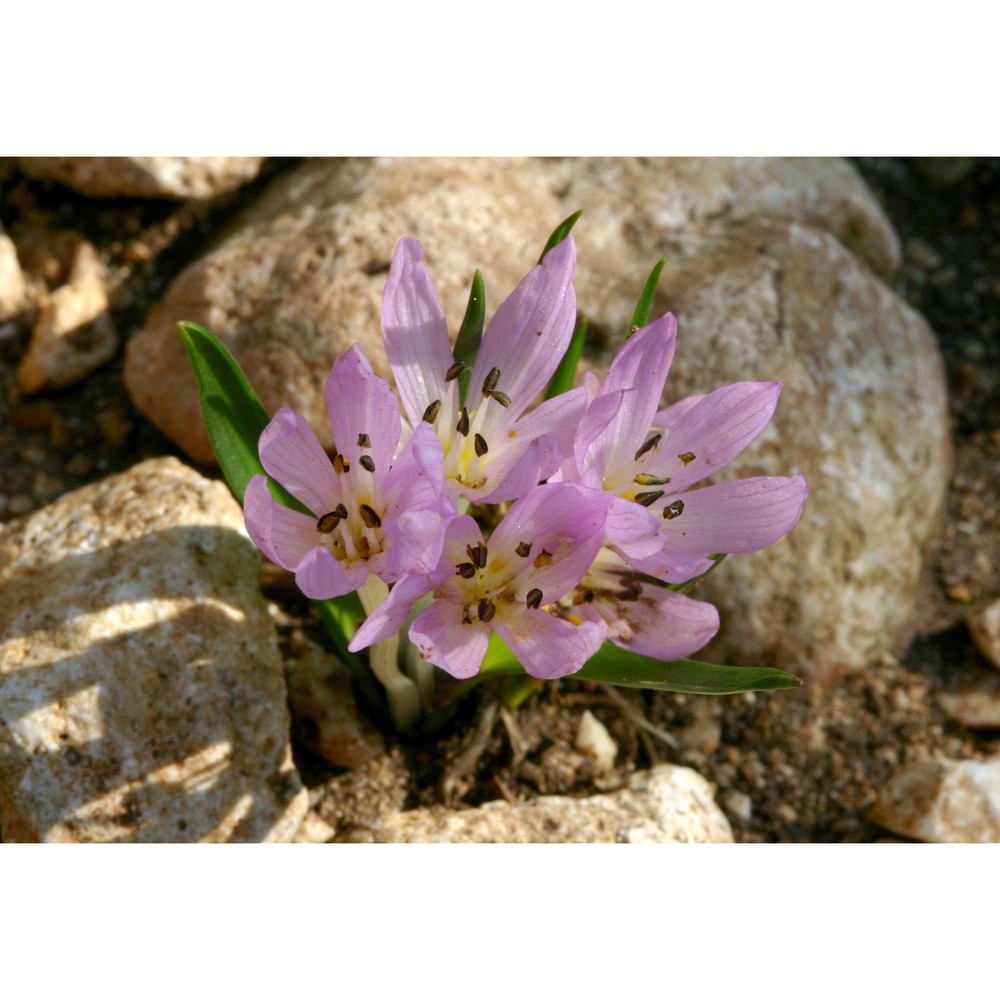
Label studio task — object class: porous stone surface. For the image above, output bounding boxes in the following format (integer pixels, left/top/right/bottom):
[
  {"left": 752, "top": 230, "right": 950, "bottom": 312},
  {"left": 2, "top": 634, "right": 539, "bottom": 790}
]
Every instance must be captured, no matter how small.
[
  {"left": 969, "top": 599, "right": 1000, "bottom": 670},
  {"left": 869, "top": 757, "right": 1000, "bottom": 843},
  {"left": 345, "top": 764, "right": 733, "bottom": 843},
  {"left": 640, "top": 220, "right": 950, "bottom": 684},
  {"left": 0, "top": 457, "right": 308, "bottom": 842},
  {"left": 16, "top": 157, "right": 265, "bottom": 200},
  {"left": 17, "top": 241, "right": 116, "bottom": 393},
  {"left": 0, "top": 227, "right": 26, "bottom": 321}
]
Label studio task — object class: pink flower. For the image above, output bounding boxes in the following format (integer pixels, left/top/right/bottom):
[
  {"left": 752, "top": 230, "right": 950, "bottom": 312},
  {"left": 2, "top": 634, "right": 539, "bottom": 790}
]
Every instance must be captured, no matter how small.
[
  {"left": 349, "top": 483, "right": 612, "bottom": 680},
  {"left": 566, "top": 313, "right": 809, "bottom": 583},
  {"left": 381, "top": 236, "right": 586, "bottom": 504},
  {"left": 243, "top": 346, "right": 452, "bottom": 599}
]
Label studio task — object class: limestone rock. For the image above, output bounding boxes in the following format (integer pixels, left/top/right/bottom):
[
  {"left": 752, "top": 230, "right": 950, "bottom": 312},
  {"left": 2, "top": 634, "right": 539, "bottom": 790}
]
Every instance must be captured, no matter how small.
[
  {"left": 969, "top": 599, "right": 1000, "bottom": 670},
  {"left": 638, "top": 220, "right": 950, "bottom": 684},
  {"left": 346, "top": 764, "right": 732, "bottom": 843},
  {"left": 125, "top": 157, "right": 564, "bottom": 463},
  {"left": 0, "top": 457, "right": 308, "bottom": 842},
  {"left": 17, "top": 241, "right": 116, "bottom": 394},
  {"left": 870, "top": 758, "right": 1000, "bottom": 843},
  {"left": 0, "top": 228, "right": 26, "bottom": 321},
  {"left": 17, "top": 157, "right": 265, "bottom": 200}
]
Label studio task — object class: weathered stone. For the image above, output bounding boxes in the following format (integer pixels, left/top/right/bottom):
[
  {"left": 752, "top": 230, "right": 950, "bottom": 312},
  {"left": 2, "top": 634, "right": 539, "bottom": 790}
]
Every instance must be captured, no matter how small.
[
  {"left": 346, "top": 764, "right": 732, "bottom": 843},
  {"left": 575, "top": 709, "right": 617, "bottom": 772},
  {"left": 0, "top": 227, "right": 26, "bottom": 321},
  {"left": 17, "top": 241, "right": 116, "bottom": 394},
  {"left": 636, "top": 220, "right": 950, "bottom": 684},
  {"left": 125, "top": 157, "right": 563, "bottom": 463},
  {"left": 284, "top": 636, "right": 385, "bottom": 769},
  {"left": 969, "top": 599, "right": 1000, "bottom": 670},
  {"left": 870, "top": 758, "right": 1000, "bottom": 843},
  {"left": 293, "top": 811, "right": 336, "bottom": 844},
  {"left": 17, "top": 157, "right": 264, "bottom": 200},
  {"left": 0, "top": 457, "right": 308, "bottom": 842},
  {"left": 937, "top": 672, "right": 1000, "bottom": 728}
]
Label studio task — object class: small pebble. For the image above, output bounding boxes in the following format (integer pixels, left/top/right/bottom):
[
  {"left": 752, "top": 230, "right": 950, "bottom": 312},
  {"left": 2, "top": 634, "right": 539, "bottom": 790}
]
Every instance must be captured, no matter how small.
[{"left": 946, "top": 584, "right": 974, "bottom": 603}]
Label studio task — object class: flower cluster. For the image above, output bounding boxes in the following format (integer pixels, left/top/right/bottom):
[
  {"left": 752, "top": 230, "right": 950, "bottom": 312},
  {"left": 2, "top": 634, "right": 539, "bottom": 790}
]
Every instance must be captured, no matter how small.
[{"left": 244, "top": 235, "right": 808, "bottom": 683}]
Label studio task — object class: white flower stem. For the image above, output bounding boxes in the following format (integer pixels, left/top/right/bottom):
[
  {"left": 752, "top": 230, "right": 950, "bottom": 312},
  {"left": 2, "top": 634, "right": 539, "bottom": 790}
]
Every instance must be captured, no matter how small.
[{"left": 357, "top": 575, "right": 421, "bottom": 732}]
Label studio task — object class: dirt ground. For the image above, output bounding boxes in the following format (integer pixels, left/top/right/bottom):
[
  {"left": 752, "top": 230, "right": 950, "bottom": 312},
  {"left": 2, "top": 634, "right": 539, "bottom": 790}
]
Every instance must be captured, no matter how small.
[{"left": 2, "top": 157, "right": 997, "bottom": 842}]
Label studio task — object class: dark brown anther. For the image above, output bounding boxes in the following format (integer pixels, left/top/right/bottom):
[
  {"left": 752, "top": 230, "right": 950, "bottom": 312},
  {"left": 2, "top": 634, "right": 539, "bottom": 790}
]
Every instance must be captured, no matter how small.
[
  {"left": 477, "top": 598, "right": 496, "bottom": 623},
  {"left": 455, "top": 562, "right": 477, "bottom": 579},
  {"left": 357, "top": 432, "right": 371, "bottom": 448},
  {"left": 461, "top": 607, "right": 473, "bottom": 625},
  {"left": 678, "top": 452, "right": 696, "bottom": 466},
  {"left": 316, "top": 511, "right": 342, "bottom": 533},
  {"left": 634, "top": 433, "right": 662, "bottom": 462},
  {"left": 634, "top": 473, "right": 671, "bottom": 487},
  {"left": 663, "top": 500, "right": 685, "bottom": 520},
  {"left": 422, "top": 399, "right": 442, "bottom": 424},
  {"left": 533, "top": 549, "right": 553, "bottom": 569},
  {"left": 445, "top": 361, "right": 466, "bottom": 382},
  {"left": 359, "top": 455, "right": 376, "bottom": 473},
  {"left": 333, "top": 453, "right": 350, "bottom": 474},
  {"left": 356, "top": 536, "right": 371, "bottom": 557},
  {"left": 515, "top": 541, "right": 532, "bottom": 558},
  {"left": 635, "top": 489, "right": 665, "bottom": 507},
  {"left": 359, "top": 504, "right": 382, "bottom": 529},
  {"left": 474, "top": 433, "right": 489, "bottom": 457},
  {"left": 486, "top": 390, "right": 511, "bottom": 408},
  {"left": 456, "top": 408, "right": 470, "bottom": 436},
  {"left": 466, "top": 544, "right": 487, "bottom": 569},
  {"left": 482, "top": 367, "right": 501, "bottom": 395},
  {"left": 333, "top": 503, "right": 348, "bottom": 520},
  {"left": 583, "top": 589, "right": 595, "bottom": 603},
  {"left": 525, "top": 588, "right": 543, "bottom": 610}
]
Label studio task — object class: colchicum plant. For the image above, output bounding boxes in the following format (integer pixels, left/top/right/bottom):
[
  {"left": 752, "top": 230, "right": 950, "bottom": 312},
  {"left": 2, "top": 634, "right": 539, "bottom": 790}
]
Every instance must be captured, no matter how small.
[{"left": 181, "top": 215, "right": 809, "bottom": 730}]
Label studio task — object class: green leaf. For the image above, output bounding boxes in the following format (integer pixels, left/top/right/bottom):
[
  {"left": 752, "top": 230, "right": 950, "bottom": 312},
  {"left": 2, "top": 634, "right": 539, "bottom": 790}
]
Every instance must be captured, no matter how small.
[
  {"left": 479, "top": 633, "right": 800, "bottom": 695},
  {"left": 544, "top": 315, "right": 587, "bottom": 400},
  {"left": 627, "top": 258, "right": 666, "bottom": 336},
  {"left": 178, "top": 321, "right": 305, "bottom": 513},
  {"left": 452, "top": 269, "right": 485, "bottom": 406},
  {"left": 667, "top": 553, "right": 727, "bottom": 594},
  {"left": 538, "top": 209, "right": 583, "bottom": 264}
]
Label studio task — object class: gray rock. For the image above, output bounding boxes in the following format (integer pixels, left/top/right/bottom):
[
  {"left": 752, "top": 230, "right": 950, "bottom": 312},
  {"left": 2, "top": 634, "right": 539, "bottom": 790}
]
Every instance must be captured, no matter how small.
[
  {"left": 346, "top": 764, "right": 733, "bottom": 843},
  {"left": 0, "top": 227, "right": 26, "bottom": 321},
  {"left": 0, "top": 457, "right": 308, "bottom": 842},
  {"left": 17, "top": 157, "right": 265, "bottom": 200},
  {"left": 870, "top": 758, "right": 1000, "bottom": 843}
]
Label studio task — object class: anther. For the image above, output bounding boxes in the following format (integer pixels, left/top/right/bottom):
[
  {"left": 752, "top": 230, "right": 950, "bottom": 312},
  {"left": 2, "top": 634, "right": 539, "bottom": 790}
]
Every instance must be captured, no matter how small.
[
  {"left": 634, "top": 433, "right": 662, "bottom": 462},
  {"left": 634, "top": 473, "right": 671, "bottom": 486},
  {"left": 474, "top": 433, "right": 489, "bottom": 457},
  {"left": 525, "top": 588, "right": 543, "bottom": 610},
  {"left": 455, "top": 562, "right": 476, "bottom": 579},
  {"left": 316, "top": 511, "right": 342, "bottom": 533},
  {"left": 482, "top": 367, "right": 501, "bottom": 395},
  {"left": 445, "top": 361, "right": 466, "bottom": 382},
  {"left": 486, "top": 390, "right": 511, "bottom": 408},
  {"left": 333, "top": 503, "right": 348, "bottom": 520},
  {"left": 663, "top": 500, "right": 685, "bottom": 520},
  {"left": 422, "top": 399, "right": 442, "bottom": 424},
  {"left": 533, "top": 549, "right": 553, "bottom": 568},
  {"left": 635, "top": 489, "right": 665, "bottom": 507},
  {"left": 359, "top": 504, "right": 382, "bottom": 529},
  {"left": 466, "top": 544, "right": 487, "bottom": 569},
  {"left": 359, "top": 455, "right": 376, "bottom": 473},
  {"left": 515, "top": 541, "right": 532, "bottom": 558},
  {"left": 456, "top": 408, "right": 470, "bottom": 436},
  {"left": 678, "top": 452, "right": 696, "bottom": 466},
  {"left": 333, "top": 453, "right": 350, "bottom": 474},
  {"left": 357, "top": 432, "right": 371, "bottom": 448},
  {"left": 477, "top": 598, "right": 496, "bottom": 623}
]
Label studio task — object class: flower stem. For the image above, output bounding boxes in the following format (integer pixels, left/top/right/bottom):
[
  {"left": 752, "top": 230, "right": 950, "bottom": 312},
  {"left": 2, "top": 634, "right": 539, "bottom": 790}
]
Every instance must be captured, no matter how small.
[{"left": 357, "top": 575, "right": 421, "bottom": 731}]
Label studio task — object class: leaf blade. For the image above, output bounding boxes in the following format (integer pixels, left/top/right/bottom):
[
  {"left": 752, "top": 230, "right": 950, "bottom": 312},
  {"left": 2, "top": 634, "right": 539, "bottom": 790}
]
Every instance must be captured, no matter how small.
[
  {"left": 628, "top": 258, "right": 667, "bottom": 336},
  {"left": 538, "top": 209, "right": 583, "bottom": 264},
  {"left": 544, "top": 315, "right": 587, "bottom": 399}
]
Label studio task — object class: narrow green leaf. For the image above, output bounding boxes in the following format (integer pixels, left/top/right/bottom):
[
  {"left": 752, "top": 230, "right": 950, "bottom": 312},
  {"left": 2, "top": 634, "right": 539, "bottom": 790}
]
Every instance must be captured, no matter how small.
[
  {"left": 544, "top": 315, "right": 587, "bottom": 399},
  {"left": 452, "top": 269, "right": 485, "bottom": 406},
  {"left": 538, "top": 209, "right": 583, "bottom": 264},
  {"left": 667, "top": 553, "right": 727, "bottom": 594},
  {"left": 178, "top": 321, "right": 306, "bottom": 513},
  {"left": 627, "top": 258, "right": 666, "bottom": 337}
]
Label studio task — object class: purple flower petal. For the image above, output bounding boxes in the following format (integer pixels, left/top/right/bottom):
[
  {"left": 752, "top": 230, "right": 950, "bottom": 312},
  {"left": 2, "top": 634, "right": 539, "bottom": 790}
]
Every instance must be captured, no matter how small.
[
  {"left": 244, "top": 474, "right": 321, "bottom": 571},
  {"left": 409, "top": 599, "right": 491, "bottom": 679},
  {"left": 661, "top": 475, "right": 809, "bottom": 555},
  {"left": 258, "top": 407, "right": 341, "bottom": 516},
  {"left": 645, "top": 381, "right": 784, "bottom": 492},
  {"left": 605, "top": 494, "right": 667, "bottom": 563},
  {"left": 512, "top": 386, "right": 587, "bottom": 458},
  {"left": 494, "top": 611, "right": 605, "bottom": 680},
  {"left": 295, "top": 546, "right": 367, "bottom": 600},
  {"left": 654, "top": 393, "right": 705, "bottom": 428},
  {"left": 324, "top": 346, "right": 401, "bottom": 474},
  {"left": 469, "top": 236, "right": 577, "bottom": 417},
  {"left": 381, "top": 237, "right": 455, "bottom": 428},
  {"left": 383, "top": 509, "right": 447, "bottom": 578},
  {"left": 349, "top": 573, "right": 432, "bottom": 651}
]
